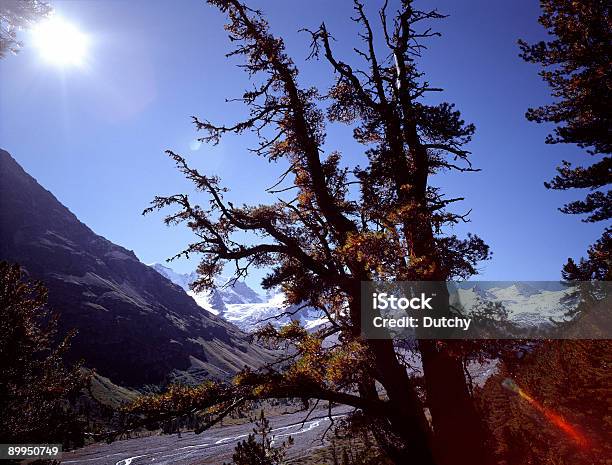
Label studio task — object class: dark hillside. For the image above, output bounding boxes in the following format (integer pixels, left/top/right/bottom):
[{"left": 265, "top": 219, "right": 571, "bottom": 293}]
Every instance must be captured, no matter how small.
[{"left": 0, "top": 149, "right": 270, "bottom": 387}]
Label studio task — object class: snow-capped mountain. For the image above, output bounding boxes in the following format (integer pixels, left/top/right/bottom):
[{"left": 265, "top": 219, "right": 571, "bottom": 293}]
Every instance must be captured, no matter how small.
[
  {"left": 149, "top": 264, "right": 199, "bottom": 291},
  {"left": 223, "top": 294, "right": 326, "bottom": 332},
  {"left": 150, "top": 263, "right": 261, "bottom": 316},
  {"left": 453, "top": 282, "right": 575, "bottom": 327},
  {"left": 149, "top": 263, "right": 322, "bottom": 331}
]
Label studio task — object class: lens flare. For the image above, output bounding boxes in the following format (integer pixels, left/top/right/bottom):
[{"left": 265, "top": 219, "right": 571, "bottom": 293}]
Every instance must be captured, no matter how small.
[{"left": 502, "top": 378, "right": 589, "bottom": 448}]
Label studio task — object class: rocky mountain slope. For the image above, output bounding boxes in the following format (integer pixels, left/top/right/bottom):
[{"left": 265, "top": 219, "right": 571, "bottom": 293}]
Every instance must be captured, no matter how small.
[{"left": 0, "top": 149, "right": 271, "bottom": 388}]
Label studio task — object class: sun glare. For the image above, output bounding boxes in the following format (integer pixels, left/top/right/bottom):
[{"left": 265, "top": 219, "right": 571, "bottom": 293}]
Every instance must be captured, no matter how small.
[{"left": 31, "top": 16, "right": 90, "bottom": 67}]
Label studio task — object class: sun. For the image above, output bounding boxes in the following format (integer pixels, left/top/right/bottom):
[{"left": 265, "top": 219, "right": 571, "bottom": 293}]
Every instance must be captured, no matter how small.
[{"left": 31, "top": 16, "right": 90, "bottom": 67}]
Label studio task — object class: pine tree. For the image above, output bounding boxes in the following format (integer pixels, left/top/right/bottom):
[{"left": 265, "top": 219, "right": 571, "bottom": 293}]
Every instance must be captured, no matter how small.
[
  {"left": 507, "top": 7, "right": 611, "bottom": 459},
  {"left": 226, "top": 410, "right": 293, "bottom": 465},
  {"left": 562, "top": 228, "right": 611, "bottom": 280},
  {"left": 141, "top": 1, "right": 492, "bottom": 463},
  {"left": 519, "top": 0, "right": 611, "bottom": 279},
  {"left": 0, "top": 262, "right": 86, "bottom": 450}
]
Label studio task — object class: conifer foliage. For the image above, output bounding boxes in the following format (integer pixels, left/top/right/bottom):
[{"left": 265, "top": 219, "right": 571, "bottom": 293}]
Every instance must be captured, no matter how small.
[
  {"left": 476, "top": 5, "right": 612, "bottom": 461},
  {"left": 0, "top": 262, "right": 86, "bottom": 449},
  {"left": 226, "top": 410, "right": 293, "bottom": 465},
  {"left": 0, "top": 0, "right": 51, "bottom": 58},
  {"left": 144, "top": 1, "right": 491, "bottom": 463},
  {"left": 480, "top": 340, "right": 611, "bottom": 465},
  {"left": 519, "top": 0, "right": 611, "bottom": 279}
]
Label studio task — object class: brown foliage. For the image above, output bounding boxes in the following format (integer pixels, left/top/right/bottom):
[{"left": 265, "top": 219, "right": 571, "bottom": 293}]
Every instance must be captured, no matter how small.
[{"left": 142, "top": 1, "right": 492, "bottom": 463}]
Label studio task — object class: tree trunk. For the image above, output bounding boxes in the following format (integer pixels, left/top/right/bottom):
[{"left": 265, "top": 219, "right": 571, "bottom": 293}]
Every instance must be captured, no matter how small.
[
  {"left": 370, "top": 338, "right": 436, "bottom": 465},
  {"left": 349, "top": 294, "right": 435, "bottom": 465},
  {"left": 420, "top": 340, "right": 489, "bottom": 465},
  {"left": 401, "top": 216, "right": 491, "bottom": 464},
  {"left": 418, "top": 284, "right": 490, "bottom": 465}
]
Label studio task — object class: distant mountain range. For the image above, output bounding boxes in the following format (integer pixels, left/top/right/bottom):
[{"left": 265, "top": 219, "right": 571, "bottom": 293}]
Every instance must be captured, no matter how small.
[
  {"left": 149, "top": 263, "right": 324, "bottom": 332},
  {"left": 149, "top": 263, "right": 584, "bottom": 332},
  {"left": 151, "top": 263, "right": 579, "bottom": 332},
  {"left": 0, "top": 149, "right": 271, "bottom": 388}
]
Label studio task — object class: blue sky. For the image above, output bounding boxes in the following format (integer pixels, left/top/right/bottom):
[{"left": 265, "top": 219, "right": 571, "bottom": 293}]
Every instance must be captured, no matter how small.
[{"left": 0, "top": 0, "right": 602, "bottom": 289}]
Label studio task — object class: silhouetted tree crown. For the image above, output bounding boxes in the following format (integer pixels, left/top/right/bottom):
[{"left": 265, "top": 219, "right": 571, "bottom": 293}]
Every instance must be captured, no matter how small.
[
  {"left": 519, "top": 0, "right": 611, "bottom": 279},
  {"left": 141, "top": 1, "right": 491, "bottom": 463},
  {"left": 519, "top": 0, "right": 610, "bottom": 155}
]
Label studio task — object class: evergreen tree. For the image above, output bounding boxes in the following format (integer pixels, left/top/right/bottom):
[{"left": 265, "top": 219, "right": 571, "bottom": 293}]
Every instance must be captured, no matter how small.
[
  {"left": 140, "top": 1, "right": 492, "bottom": 463},
  {"left": 519, "top": 0, "right": 611, "bottom": 279},
  {"left": 226, "top": 410, "right": 293, "bottom": 465},
  {"left": 508, "top": 7, "right": 611, "bottom": 459},
  {"left": 0, "top": 262, "right": 86, "bottom": 450}
]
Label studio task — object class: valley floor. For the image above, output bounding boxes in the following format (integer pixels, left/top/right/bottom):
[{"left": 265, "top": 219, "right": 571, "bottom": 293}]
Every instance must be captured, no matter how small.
[{"left": 62, "top": 405, "right": 352, "bottom": 465}]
